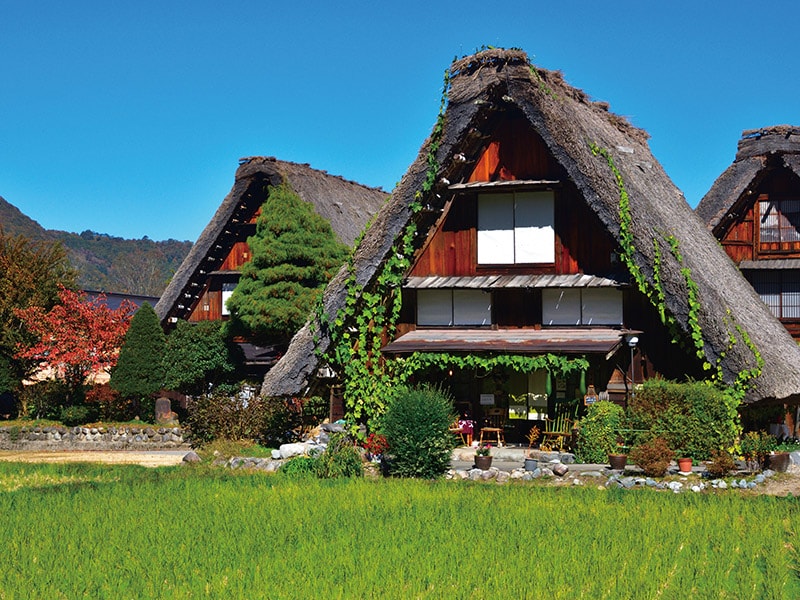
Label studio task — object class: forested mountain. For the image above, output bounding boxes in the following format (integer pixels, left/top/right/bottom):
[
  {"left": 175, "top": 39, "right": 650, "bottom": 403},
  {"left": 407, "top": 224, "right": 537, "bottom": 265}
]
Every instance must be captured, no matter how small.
[{"left": 0, "top": 196, "right": 192, "bottom": 296}]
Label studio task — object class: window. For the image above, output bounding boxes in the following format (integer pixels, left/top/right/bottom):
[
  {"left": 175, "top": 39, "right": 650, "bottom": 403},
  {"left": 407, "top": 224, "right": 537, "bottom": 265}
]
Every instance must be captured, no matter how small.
[
  {"left": 760, "top": 198, "right": 800, "bottom": 246},
  {"left": 745, "top": 270, "right": 800, "bottom": 319},
  {"left": 221, "top": 282, "right": 236, "bottom": 316},
  {"left": 542, "top": 288, "right": 623, "bottom": 325},
  {"left": 417, "top": 289, "right": 491, "bottom": 326},
  {"left": 477, "top": 191, "right": 554, "bottom": 264}
]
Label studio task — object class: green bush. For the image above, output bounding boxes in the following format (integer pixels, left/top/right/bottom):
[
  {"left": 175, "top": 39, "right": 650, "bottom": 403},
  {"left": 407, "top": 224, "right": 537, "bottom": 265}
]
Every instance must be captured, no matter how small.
[
  {"left": 280, "top": 456, "right": 319, "bottom": 479},
  {"left": 739, "top": 430, "right": 777, "bottom": 470},
  {"left": 629, "top": 436, "right": 674, "bottom": 477},
  {"left": 628, "top": 379, "right": 737, "bottom": 460},
  {"left": 185, "top": 386, "right": 301, "bottom": 447},
  {"left": 18, "top": 380, "right": 71, "bottom": 419},
  {"left": 59, "top": 404, "right": 96, "bottom": 427},
  {"left": 381, "top": 385, "right": 455, "bottom": 478},
  {"left": 575, "top": 401, "right": 625, "bottom": 464},
  {"left": 315, "top": 432, "right": 363, "bottom": 478}
]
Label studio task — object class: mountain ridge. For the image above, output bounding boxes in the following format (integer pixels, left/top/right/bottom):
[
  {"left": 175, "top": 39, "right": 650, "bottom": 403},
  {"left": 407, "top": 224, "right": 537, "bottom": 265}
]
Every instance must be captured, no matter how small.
[{"left": 0, "top": 196, "right": 192, "bottom": 296}]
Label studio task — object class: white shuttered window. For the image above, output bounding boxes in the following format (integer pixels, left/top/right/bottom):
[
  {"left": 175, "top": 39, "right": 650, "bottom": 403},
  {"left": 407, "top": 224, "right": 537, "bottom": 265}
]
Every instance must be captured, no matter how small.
[{"left": 478, "top": 191, "right": 554, "bottom": 264}]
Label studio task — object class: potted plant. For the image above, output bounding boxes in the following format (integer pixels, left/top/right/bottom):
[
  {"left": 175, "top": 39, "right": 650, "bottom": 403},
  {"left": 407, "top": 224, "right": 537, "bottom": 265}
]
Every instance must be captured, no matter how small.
[
  {"left": 524, "top": 426, "right": 540, "bottom": 471},
  {"left": 475, "top": 443, "right": 492, "bottom": 470},
  {"left": 767, "top": 439, "right": 797, "bottom": 472},
  {"left": 740, "top": 430, "right": 778, "bottom": 473}
]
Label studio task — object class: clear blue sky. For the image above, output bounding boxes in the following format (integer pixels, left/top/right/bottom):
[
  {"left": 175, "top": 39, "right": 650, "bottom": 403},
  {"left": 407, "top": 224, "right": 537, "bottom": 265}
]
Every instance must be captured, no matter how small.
[{"left": 2, "top": 1, "right": 799, "bottom": 242}]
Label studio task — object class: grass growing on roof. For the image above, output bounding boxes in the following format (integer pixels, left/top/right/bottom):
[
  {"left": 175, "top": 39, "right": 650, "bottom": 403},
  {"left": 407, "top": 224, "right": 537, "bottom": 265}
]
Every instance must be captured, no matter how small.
[{"left": 0, "top": 463, "right": 798, "bottom": 598}]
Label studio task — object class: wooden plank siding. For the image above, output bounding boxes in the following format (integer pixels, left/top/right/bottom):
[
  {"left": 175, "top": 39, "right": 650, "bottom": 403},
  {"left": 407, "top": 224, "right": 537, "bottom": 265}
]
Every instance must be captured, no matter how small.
[{"left": 718, "top": 169, "right": 800, "bottom": 262}]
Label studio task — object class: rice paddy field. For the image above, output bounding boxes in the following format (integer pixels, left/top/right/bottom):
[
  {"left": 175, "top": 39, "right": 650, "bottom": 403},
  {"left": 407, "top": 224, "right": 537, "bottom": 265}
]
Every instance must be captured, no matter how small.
[{"left": 0, "top": 462, "right": 798, "bottom": 599}]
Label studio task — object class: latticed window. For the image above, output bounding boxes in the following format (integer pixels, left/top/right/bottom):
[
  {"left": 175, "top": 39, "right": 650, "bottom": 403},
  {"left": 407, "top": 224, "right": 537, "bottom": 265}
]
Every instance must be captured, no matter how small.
[
  {"left": 745, "top": 270, "right": 800, "bottom": 319},
  {"left": 759, "top": 198, "right": 800, "bottom": 245}
]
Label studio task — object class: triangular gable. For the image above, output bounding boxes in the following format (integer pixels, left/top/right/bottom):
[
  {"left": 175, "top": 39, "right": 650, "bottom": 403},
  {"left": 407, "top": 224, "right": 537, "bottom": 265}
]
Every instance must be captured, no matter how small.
[
  {"left": 154, "top": 157, "right": 387, "bottom": 326},
  {"left": 263, "top": 49, "right": 800, "bottom": 404}
]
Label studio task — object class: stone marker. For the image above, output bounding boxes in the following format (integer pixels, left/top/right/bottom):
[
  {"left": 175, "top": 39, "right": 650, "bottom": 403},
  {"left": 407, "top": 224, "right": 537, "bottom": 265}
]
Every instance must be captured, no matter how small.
[{"left": 155, "top": 397, "right": 178, "bottom": 425}]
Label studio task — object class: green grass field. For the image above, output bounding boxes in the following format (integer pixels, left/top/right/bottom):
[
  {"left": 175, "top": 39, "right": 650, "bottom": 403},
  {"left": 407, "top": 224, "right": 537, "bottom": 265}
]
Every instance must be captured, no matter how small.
[{"left": 0, "top": 462, "right": 798, "bottom": 599}]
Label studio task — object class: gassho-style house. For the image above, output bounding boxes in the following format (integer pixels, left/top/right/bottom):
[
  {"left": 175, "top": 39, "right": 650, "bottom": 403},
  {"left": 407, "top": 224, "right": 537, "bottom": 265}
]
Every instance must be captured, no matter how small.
[{"left": 256, "top": 49, "right": 800, "bottom": 444}]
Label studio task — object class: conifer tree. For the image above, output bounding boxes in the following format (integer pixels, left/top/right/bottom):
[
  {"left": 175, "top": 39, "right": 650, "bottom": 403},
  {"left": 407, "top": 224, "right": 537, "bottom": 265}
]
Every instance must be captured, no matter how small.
[
  {"left": 110, "top": 302, "right": 166, "bottom": 400},
  {"left": 226, "top": 182, "right": 349, "bottom": 344}
]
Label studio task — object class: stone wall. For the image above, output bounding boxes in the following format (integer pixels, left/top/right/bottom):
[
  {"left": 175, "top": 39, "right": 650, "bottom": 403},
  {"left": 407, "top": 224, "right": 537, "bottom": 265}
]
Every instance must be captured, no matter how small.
[{"left": 0, "top": 425, "right": 189, "bottom": 451}]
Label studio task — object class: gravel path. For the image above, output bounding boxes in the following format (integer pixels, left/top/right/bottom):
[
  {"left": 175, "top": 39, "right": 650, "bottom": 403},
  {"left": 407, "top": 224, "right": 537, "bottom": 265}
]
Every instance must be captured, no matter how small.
[{"left": 0, "top": 450, "right": 188, "bottom": 468}]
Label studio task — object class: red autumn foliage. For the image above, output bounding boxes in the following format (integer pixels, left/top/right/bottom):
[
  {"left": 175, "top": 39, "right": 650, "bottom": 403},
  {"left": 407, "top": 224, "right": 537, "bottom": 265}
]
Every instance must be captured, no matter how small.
[{"left": 14, "top": 286, "right": 135, "bottom": 390}]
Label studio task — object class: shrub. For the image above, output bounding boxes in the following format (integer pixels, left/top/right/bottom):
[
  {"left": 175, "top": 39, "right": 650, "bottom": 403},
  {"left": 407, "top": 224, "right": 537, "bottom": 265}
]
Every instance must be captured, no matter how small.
[
  {"left": 706, "top": 448, "right": 736, "bottom": 478},
  {"left": 185, "top": 386, "right": 301, "bottom": 447},
  {"left": 18, "top": 379, "right": 71, "bottom": 419},
  {"left": 575, "top": 401, "right": 625, "bottom": 464},
  {"left": 628, "top": 379, "right": 737, "bottom": 460},
  {"left": 59, "top": 404, "right": 96, "bottom": 427},
  {"left": 739, "top": 430, "right": 777, "bottom": 471},
  {"left": 315, "top": 432, "right": 363, "bottom": 478},
  {"left": 629, "top": 437, "right": 674, "bottom": 477},
  {"left": 280, "top": 456, "right": 319, "bottom": 479},
  {"left": 85, "top": 384, "right": 134, "bottom": 422},
  {"left": 381, "top": 385, "right": 455, "bottom": 478}
]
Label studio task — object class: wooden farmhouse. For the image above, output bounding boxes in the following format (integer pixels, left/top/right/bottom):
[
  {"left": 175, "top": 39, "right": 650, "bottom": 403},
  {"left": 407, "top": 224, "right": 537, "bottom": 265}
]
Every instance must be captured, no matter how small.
[
  {"left": 262, "top": 49, "right": 800, "bottom": 436},
  {"left": 696, "top": 126, "right": 800, "bottom": 339},
  {"left": 154, "top": 157, "right": 387, "bottom": 374}
]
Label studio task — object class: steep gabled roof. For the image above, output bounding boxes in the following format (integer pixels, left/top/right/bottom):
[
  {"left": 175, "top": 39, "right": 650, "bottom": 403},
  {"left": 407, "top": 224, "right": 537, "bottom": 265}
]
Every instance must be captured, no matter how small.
[
  {"left": 154, "top": 157, "right": 387, "bottom": 324},
  {"left": 696, "top": 125, "right": 800, "bottom": 232},
  {"left": 262, "top": 49, "right": 800, "bottom": 404}
]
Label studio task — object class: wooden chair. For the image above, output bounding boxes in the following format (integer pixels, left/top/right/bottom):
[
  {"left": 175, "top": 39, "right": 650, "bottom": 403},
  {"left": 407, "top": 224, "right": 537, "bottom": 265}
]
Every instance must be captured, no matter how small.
[
  {"left": 479, "top": 407, "right": 506, "bottom": 447},
  {"left": 541, "top": 403, "right": 577, "bottom": 451},
  {"left": 449, "top": 419, "right": 468, "bottom": 446}
]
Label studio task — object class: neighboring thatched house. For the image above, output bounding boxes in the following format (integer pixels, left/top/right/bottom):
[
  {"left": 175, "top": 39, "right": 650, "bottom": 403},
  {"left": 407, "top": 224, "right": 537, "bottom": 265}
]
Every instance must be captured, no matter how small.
[
  {"left": 263, "top": 49, "right": 800, "bottom": 429},
  {"left": 696, "top": 126, "right": 800, "bottom": 339},
  {"left": 154, "top": 157, "right": 388, "bottom": 374}
]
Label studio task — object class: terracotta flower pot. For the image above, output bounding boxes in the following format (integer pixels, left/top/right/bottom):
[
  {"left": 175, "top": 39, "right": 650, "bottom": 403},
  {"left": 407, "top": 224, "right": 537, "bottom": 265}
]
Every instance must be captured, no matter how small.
[
  {"left": 475, "top": 455, "right": 493, "bottom": 470},
  {"left": 608, "top": 454, "right": 628, "bottom": 470},
  {"left": 677, "top": 457, "right": 693, "bottom": 473}
]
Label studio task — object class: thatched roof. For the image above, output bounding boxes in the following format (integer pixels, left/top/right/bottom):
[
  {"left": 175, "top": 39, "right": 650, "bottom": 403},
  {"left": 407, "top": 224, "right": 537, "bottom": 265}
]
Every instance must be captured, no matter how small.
[
  {"left": 154, "top": 157, "right": 388, "bottom": 324},
  {"left": 262, "top": 49, "right": 800, "bottom": 404},
  {"left": 696, "top": 125, "right": 800, "bottom": 232}
]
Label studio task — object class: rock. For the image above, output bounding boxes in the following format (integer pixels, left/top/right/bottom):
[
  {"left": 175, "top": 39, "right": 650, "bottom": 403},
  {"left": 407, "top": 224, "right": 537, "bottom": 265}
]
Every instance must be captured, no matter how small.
[
  {"left": 691, "top": 485, "right": 701, "bottom": 493},
  {"left": 559, "top": 453, "right": 576, "bottom": 464},
  {"left": 645, "top": 478, "right": 657, "bottom": 487},
  {"left": 572, "top": 478, "right": 583, "bottom": 486},
  {"left": 469, "top": 469, "right": 482, "bottom": 481},
  {"left": 321, "top": 423, "right": 346, "bottom": 433},
  {"left": 718, "top": 480, "right": 728, "bottom": 489},
  {"left": 581, "top": 471, "right": 603, "bottom": 478},
  {"left": 182, "top": 451, "right": 201, "bottom": 463},
  {"left": 739, "top": 479, "right": 748, "bottom": 488},
  {"left": 755, "top": 474, "right": 766, "bottom": 484},
  {"left": 495, "top": 471, "right": 510, "bottom": 484},
  {"left": 540, "top": 468, "right": 554, "bottom": 478},
  {"left": 271, "top": 449, "right": 281, "bottom": 460},
  {"left": 278, "top": 443, "right": 307, "bottom": 459},
  {"left": 762, "top": 469, "right": 775, "bottom": 478},
  {"left": 531, "top": 468, "right": 542, "bottom": 478},
  {"left": 621, "top": 477, "right": 636, "bottom": 489},
  {"left": 552, "top": 463, "right": 569, "bottom": 477},
  {"left": 667, "top": 481, "right": 683, "bottom": 492},
  {"left": 747, "top": 482, "right": 757, "bottom": 490}
]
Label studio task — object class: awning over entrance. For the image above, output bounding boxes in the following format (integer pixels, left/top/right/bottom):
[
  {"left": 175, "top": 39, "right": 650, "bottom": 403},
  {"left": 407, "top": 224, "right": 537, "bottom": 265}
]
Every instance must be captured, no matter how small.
[{"left": 381, "top": 328, "right": 633, "bottom": 355}]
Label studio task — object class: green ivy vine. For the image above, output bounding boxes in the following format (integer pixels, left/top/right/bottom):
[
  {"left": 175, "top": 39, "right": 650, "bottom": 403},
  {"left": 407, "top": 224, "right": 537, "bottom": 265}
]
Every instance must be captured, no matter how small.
[
  {"left": 589, "top": 142, "right": 762, "bottom": 406},
  {"left": 321, "top": 68, "right": 452, "bottom": 431}
]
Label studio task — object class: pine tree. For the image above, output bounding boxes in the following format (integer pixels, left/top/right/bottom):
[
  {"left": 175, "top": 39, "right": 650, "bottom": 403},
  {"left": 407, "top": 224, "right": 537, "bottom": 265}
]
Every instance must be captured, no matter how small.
[
  {"left": 226, "top": 182, "right": 349, "bottom": 344},
  {"left": 111, "top": 302, "right": 167, "bottom": 399}
]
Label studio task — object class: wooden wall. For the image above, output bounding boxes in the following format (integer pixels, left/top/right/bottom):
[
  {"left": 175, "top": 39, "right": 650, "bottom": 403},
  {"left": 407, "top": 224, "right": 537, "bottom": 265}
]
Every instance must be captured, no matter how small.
[
  {"left": 409, "top": 116, "right": 616, "bottom": 278},
  {"left": 718, "top": 169, "right": 800, "bottom": 262}
]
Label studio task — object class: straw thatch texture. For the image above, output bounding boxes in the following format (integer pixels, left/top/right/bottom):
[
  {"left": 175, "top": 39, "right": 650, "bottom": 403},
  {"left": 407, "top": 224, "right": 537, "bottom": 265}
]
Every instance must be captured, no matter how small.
[
  {"left": 154, "top": 157, "right": 387, "bottom": 325},
  {"left": 696, "top": 126, "right": 800, "bottom": 231},
  {"left": 262, "top": 50, "right": 800, "bottom": 404}
]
